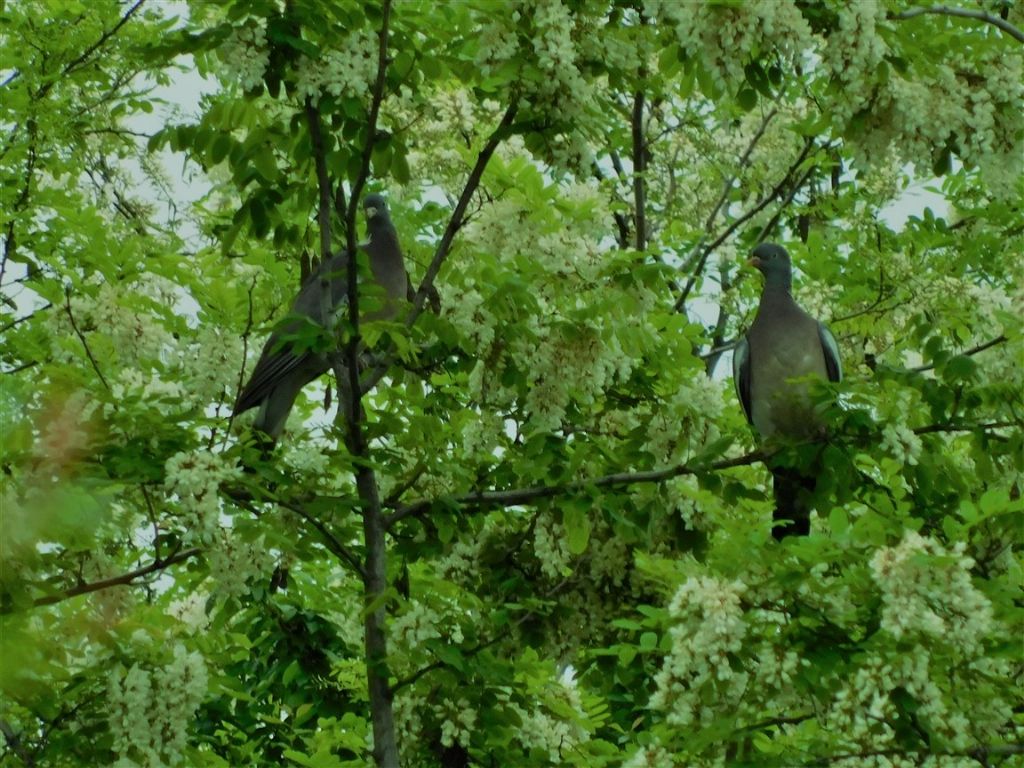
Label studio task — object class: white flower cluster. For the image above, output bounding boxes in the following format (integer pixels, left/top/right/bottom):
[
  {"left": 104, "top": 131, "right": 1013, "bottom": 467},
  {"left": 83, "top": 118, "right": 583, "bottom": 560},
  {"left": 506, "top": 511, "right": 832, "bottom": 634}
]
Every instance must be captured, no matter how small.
[
  {"left": 108, "top": 368, "right": 187, "bottom": 416},
  {"left": 650, "top": 575, "right": 748, "bottom": 727},
  {"left": 623, "top": 742, "right": 672, "bottom": 768},
  {"left": 829, "top": 650, "right": 978, "bottom": 750},
  {"left": 877, "top": 387, "right": 922, "bottom": 467},
  {"left": 870, "top": 531, "right": 994, "bottom": 653},
  {"left": 174, "top": 324, "right": 243, "bottom": 408},
  {"left": 164, "top": 449, "right": 241, "bottom": 540},
  {"left": 435, "top": 698, "right": 477, "bottom": 749},
  {"left": 437, "top": 532, "right": 484, "bottom": 582},
  {"left": 879, "top": 422, "right": 922, "bottom": 467},
  {"left": 645, "top": 0, "right": 813, "bottom": 94},
  {"left": 166, "top": 591, "right": 211, "bottom": 633},
  {"left": 475, "top": 0, "right": 598, "bottom": 171},
  {"left": 293, "top": 31, "right": 377, "bottom": 106},
  {"left": 585, "top": 518, "right": 630, "bottom": 591},
  {"left": 218, "top": 22, "right": 270, "bottom": 92},
  {"left": 507, "top": 671, "right": 590, "bottom": 760},
  {"left": 523, "top": 324, "right": 632, "bottom": 433},
  {"left": 207, "top": 530, "right": 274, "bottom": 599},
  {"left": 823, "top": 1, "right": 888, "bottom": 123},
  {"left": 107, "top": 643, "right": 208, "bottom": 767},
  {"left": 834, "top": 757, "right": 984, "bottom": 768},
  {"left": 643, "top": 376, "right": 725, "bottom": 468},
  {"left": 446, "top": 282, "right": 495, "bottom": 351},
  {"left": 855, "top": 50, "right": 1024, "bottom": 196},
  {"left": 390, "top": 600, "right": 442, "bottom": 651},
  {"left": 51, "top": 280, "right": 173, "bottom": 368},
  {"left": 281, "top": 439, "right": 330, "bottom": 476},
  {"left": 460, "top": 410, "right": 503, "bottom": 463},
  {"left": 533, "top": 510, "right": 572, "bottom": 579},
  {"left": 393, "top": 690, "right": 424, "bottom": 754},
  {"left": 751, "top": 640, "right": 802, "bottom": 691}
]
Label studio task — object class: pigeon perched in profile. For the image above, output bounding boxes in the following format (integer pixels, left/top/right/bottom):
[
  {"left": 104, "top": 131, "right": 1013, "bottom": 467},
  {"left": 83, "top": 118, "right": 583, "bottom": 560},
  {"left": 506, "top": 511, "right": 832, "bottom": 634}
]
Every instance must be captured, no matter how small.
[
  {"left": 233, "top": 194, "right": 407, "bottom": 441},
  {"left": 733, "top": 243, "right": 842, "bottom": 538}
]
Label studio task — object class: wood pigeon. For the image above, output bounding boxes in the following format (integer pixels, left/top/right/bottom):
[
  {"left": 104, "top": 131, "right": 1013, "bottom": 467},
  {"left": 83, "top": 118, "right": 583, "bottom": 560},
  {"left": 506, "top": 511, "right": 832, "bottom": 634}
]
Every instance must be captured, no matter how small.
[
  {"left": 233, "top": 193, "right": 407, "bottom": 441},
  {"left": 732, "top": 243, "right": 842, "bottom": 538}
]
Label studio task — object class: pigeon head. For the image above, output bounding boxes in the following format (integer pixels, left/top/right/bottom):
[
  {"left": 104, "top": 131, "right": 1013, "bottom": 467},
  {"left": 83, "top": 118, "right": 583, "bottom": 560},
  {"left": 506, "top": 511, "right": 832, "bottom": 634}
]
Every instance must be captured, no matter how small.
[
  {"left": 363, "top": 193, "right": 389, "bottom": 222},
  {"left": 749, "top": 242, "right": 792, "bottom": 288}
]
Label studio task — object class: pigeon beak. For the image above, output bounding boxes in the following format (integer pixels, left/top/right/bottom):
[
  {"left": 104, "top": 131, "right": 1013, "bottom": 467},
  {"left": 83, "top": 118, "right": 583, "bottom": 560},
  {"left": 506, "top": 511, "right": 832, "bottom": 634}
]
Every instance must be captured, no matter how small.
[
  {"left": 747, "top": 256, "right": 762, "bottom": 268},
  {"left": 365, "top": 206, "right": 379, "bottom": 219}
]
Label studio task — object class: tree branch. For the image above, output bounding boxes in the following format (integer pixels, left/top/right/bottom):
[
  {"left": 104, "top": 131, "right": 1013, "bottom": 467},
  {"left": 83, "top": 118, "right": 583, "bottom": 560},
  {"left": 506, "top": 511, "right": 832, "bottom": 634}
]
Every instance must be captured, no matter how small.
[
  {"left": 913, "top": 421, "right": 1016, "bottom": 435},
  {"left": 702, "top": 108, "right": 778, "bottom": 237},
  {"left": 278, "top": 500, "right": 365, "bottom": 578},
  {"left": 386, "top": 449, "right": 765, "bottom": 528},
  {"left": 0, "top": 302, "right": 52, "bottom": 334},
  {"left": 61, "top": 0, "right": 148, "bottom": 79},
  {"left": 19, "top": 547, "right": 201, "bottom": 612},
  {"left": 894, "top": 5, "right": 1024, "bottom": 44},
  {"left": 344, "top": 0, "right": 392, "bottom": 256},
  {"left": 0, "top": 719, "right": 33, "bottom": 766},
  {"left": 631, "top": 87, "right": 647, "bottom": 252},
  {"left": 359, "top": 101, "right": 518, "bottom": 394},
  {"left": 804, "top": 741, "right": 1024, "bottom": 767},
  {"left": 304, "top": 101, "right": 334, "bottom": 268},
  {"left": 674, "top": 132, "right": 812, "bottom": 312},
  {"left": 909, "top": 334, "right": 1009, "bottom": 372},
  {"left": 64, "top": 291, "right": 110, "bottom": 391},
  {"left": 327, "top": 5, "right": 400, "bottom": 766}
]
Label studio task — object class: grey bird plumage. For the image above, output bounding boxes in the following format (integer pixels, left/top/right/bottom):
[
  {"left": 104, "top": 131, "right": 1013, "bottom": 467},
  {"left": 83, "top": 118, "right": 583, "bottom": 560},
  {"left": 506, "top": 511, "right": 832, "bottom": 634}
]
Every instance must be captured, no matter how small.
[
  {"left": 733, "top": 243, "right": 842, "bottom": 538},
  {"left": 233, "top": 194, "right": 407, "bottom": 441}
]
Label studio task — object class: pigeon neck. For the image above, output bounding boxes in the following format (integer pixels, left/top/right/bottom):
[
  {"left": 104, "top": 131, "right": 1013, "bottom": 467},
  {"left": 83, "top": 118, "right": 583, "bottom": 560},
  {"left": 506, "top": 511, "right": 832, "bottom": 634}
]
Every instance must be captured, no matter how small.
[
  {"left": 369, "top": 224, "right": 401, "bottom": 260},
  {"left": 762, "top": 268, "right": 792, "bottom": 296}
]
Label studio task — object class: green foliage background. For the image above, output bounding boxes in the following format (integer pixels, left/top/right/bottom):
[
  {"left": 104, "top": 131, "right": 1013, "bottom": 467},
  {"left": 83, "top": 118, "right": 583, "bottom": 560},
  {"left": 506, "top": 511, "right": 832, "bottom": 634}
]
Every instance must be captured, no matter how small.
[{"left": 1, "top": 1, "right": 1022, "bottom": 766}]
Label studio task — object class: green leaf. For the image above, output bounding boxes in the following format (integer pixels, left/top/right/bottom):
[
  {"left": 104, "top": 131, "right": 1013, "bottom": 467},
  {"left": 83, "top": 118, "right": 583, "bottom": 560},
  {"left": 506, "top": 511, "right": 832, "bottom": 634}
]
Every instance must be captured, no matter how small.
[
  {"left": 828, "top": 507, "right": 849, "bottom": 538},
  {"left": 736, "top": 88, "right": 758, "bottom": 111},
  {"left": 210, "top": 134, "right": 231, "bottom": 164},
  {"left": 942, "top": 354, "right": 978, "bottom": 383},
  {"left": 563, "top": 504, "right": 591, "bottom": 555}
]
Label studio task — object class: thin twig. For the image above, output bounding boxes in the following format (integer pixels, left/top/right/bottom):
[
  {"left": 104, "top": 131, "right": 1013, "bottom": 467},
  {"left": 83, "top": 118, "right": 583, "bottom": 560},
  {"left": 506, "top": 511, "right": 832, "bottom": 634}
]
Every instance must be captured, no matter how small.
[
  {"left": 61, "top": 0, "right": 148, "bottom": 78},
  {"left": 675, "top": 135, "right": 814, "bottom": 311},
  {"left": 631, "top": 87, "right": 647, "bottom": 252},
  {"left": 20, "top": 547, "right": 201, "bottom": 612},
  {"left": 0, "top": 720, "right": 33, "bottom": 766},
  {"left": 278, "top": 500, "right": 365, "bottom": 578},
  {"left": 386, "top": 449, "right": 765, "bottom": 528},
  {"left": 894, "top": 5, "right": 1024, "bottom": 44},
  {"left": 360, "top": 101, "right": 519, "bottom": 394},
  {"left": 344, "top": 0, "right": 393, "bottom": 255},
  {"left": 909, "top": 334, "right": 1008, "bottom": 372},
  {"left": 0, "top": 302, "right": 52, "bottom": 334},
  {"left": 703, "top": 108, "right": 779, "bottom": 236},
  {"left": 64, "top": 291, "right": 110, "bottom": 391},
  {"left": 914, "top": 421, "right": 1015, "bottom": 435}
]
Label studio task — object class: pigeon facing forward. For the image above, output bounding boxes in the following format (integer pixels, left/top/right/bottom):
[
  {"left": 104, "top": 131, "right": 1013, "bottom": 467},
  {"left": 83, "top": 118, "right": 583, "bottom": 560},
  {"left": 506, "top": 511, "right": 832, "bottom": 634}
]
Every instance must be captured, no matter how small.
[{"left": 733, "top": 243, "right": 842, "bottom": 538}]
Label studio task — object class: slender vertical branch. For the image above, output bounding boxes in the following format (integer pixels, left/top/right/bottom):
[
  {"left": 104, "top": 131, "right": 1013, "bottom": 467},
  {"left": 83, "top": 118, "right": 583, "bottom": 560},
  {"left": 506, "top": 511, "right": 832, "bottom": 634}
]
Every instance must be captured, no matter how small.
[
  {"left": 359, "top": 101, "right": 519, "bottom": 395},
  {"left": 65, "top": 291, "right": 110, "bottom": 391},
  {"left": 334, "top": 3, "right": 399, "bottom": 764},
  {"left": 631, "top": 88, "right": 647, "bottom": 252},
  {"left": 674, "top": 135, "right": 815, "bottom": 312},
  {"left": 704, "top": 261, "right": 734, "bottom": 377},
  {"left": 893, "top": 5, "right": 1024, "bottom": 43},
  {"left": 305, "top": 102, "right": 334, "bottom": 267},
  {"left": 345, "top": 0, "right": 393, "bottom": 257}
]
